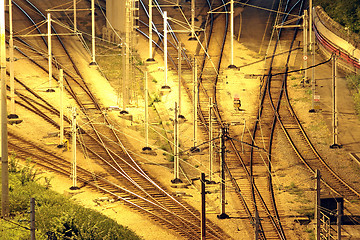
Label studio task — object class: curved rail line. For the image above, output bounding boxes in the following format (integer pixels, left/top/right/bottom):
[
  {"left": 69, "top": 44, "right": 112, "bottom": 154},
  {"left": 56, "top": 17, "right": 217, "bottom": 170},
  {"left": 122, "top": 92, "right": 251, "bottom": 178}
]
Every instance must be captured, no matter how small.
[{"left": 8, "top": 1, "right": 231, "bottom": 238}]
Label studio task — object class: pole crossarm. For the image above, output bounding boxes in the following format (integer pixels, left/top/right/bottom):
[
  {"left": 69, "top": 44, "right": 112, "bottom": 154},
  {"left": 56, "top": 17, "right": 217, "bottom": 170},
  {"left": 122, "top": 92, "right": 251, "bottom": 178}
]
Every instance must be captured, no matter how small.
[
  {"left": 274, "top": 25, "right": 301, "bottom": 29},
  {"left": 13, "top": 20, "right": 47, "bottom": 36},
  {"left": 47, "top": 8, "right": 90, "bottom": 12},
  {"left": 228, "top": 136, "right": 267, "bottom": 152},
  {"left": 17, "top": 33, "right": 76, "bottom": 37},
  {"left": 16, "top": 18, "right": 78, "bottom": 37},
  {"left": 207, "top": 2, "right": 230, "bottom": 13},
  {"left": 233, "top": 0, "right": 300, "bottom": 17},
  {"left": 167, "top": 17, "right": 204, "bottom": 32},
  {"left": 182, "top": 136, "right": 221, "bottom": 153},
  {"left": 274, "top": 16, "right": 303, "bottom": 29}
]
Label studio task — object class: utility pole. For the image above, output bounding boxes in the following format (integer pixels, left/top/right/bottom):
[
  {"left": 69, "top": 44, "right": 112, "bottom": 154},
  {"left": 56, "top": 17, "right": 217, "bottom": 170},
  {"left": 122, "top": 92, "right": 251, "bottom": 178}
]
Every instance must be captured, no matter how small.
[
  {"left": 201, "top": 172, "right": 206, "bottom": 240},
  {"left": 189, "top": 0, "right": 196, "bottom": 40},
  {"left": 254, "top": 208, "right": 260, "bottom": 240},
  {"left": 178, "top": 41, "right": 184, "bottom": 117},
  {"left": 228, "top": 0, "right": 236, "bottom": 68},
  {"left": 337, "top": 201, "right": 342, "bottom": 240},
  {"left": 124, "top": 0, "right": 131, "bottom": 109},
  {"left": 73, "top": 0, "right": 77, "bottom": 32},
  {"left": 46, "top": 13, "right": 55, "bottom": 92},
  {"left": 142, "top": 72, "right": 152, "bottom": 151},
  {"left": 171, "top": 102, "right": 182, "bottom": 184},
  {"left": 0, "top": 0, "right": 10, "bottom": 218},
  {"left": 303, "top": 10, "right": 308, "bottom": 86},
  {"left": 309, "top": 1, "right": 316, "bottom": 113},
  {"left": 30, "top": 198, "right": 35, "bottom": 240},
  {"left": 315, "top": 169, "right": 321, "bottom": 240},
  {"left": 89, "top": 0, "right": 96, "bottom": 65},
  {"left": 147, "top": 0, "right": 155, "bottom": 62},
  {"left": 208, "top": 97, "right": 215, "bottom": 183},
  {"left": 309, "top": 0, "right": 313, "bottom": 51},
  {"left": 191, "top": 57, "right": 199, "bottom": 152},
  {"left": 121, "top": 45, "right": 128, "bottom": 113},
  {"left": 217, "top": 125, "right": 229, "bottom": 219},
  {"left": 330, "top": 54, "right": 341, "bottom": 148},
  {"left": 161, "top": 11, "right": 170, "bottom": 91},
  {"left": 58, "top": 69, "right": 65, "bottom": 148},
  {"left": 8, "top": 0, "right": 18, "bottom": 119},
  {"left": 70, "top": 107, "right": 79, "bottom": 190}
]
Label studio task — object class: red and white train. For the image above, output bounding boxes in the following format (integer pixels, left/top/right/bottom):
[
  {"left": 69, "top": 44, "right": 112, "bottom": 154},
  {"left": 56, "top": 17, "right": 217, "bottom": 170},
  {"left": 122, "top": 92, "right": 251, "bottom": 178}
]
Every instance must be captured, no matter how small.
[{"left": 314, "top": 6, "right": 360, "bottom": 73}]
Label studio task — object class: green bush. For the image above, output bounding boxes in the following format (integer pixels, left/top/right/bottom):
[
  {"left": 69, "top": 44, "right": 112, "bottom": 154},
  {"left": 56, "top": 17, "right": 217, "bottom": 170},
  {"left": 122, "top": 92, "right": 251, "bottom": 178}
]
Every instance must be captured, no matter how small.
[
  {"left": 315, "top": 0, "right": 360, "bottom": 34},
  {"left": 1, "top": 167, "right": 142, "bottom": 240},
  {"left": 346, "top": 74, "right": 360, "bottom": 116}
]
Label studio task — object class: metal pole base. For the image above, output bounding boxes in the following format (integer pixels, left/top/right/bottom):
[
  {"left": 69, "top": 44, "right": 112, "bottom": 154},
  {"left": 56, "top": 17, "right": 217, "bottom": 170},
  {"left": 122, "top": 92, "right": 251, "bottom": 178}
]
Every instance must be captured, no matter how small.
[
  {"left": 217, "top": 213, "right": 229, "bottom": 219},
  {"left": 190, "top": 146, "right": 200, "bottom": 153},
  {"left": 57, "top": 144, "right": 65, "bottom": 148},
  {"left": 146, "top": 58, "right": 155, "bottom": 62},
  {"left": 171, "top": 178, "right": 183, "bottom": 184},
  {"left": 188, "top": 37, "right": 197, "bottom": 41},
  {"left": 228, "top": 65, "right": 237, "bottom": 69},
  {"left": 205, "top": 180, "right": 216, "bottom": 184},
  {"left": 161, "top": 85, "right": 171, "bottom": 93},
  {"left": 46, "top": 89, "right": 55, "bottom": 93},
  {"left": 330, "top": 144, "right": 342, "bottom": 149},
  {"left": 8, "top": 118, "right": 23, "bottom": 125},
  {"left": 142, "top": 146, "right": 152, "bottom": 151},
  {"left": 120, "top": 110, "right": 129, "bottom": 115},
  {"left": 7, "top": 114, "right": 19, "bottom": 119},
  {"left": 178, "top": 115, "right": 186, "bottom": 123},
  {"left": 69, "top": 186, "right": 80, "bottom": 190},
  {"left": 89, "top": 61, "right": 97, "bottom": 66}
]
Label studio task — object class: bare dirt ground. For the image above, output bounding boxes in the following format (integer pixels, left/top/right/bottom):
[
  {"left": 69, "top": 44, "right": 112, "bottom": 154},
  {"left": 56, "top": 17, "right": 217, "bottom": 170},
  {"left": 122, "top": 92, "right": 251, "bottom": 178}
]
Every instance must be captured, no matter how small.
[{"left": 6, "top": 1, "right": 360, "bottom": 239}]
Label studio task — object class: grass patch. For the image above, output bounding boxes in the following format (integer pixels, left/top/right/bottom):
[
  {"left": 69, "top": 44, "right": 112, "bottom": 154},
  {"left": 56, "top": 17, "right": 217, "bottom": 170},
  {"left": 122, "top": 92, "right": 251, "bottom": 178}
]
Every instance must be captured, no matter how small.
[
  {"left": 346, "top": 74, "right": 360, "bottom": 118},
  {"left": 284, "top": 182, "right": 303, "bottom": 196},
  {"left": 296, "top": 205, "right": 315, "bottom": 219},
  {"left": 0, "top": 156, "right": 142, "bottom": 240}
]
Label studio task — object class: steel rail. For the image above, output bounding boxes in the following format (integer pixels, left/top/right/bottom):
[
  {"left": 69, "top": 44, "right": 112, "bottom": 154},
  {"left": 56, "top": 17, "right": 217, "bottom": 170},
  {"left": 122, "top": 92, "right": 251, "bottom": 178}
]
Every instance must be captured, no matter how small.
[
  {"left": 11, "top": 1, "right": 231, "bottom": 238},
  {"left": 7, "top": 131, "right": 211, "bottom": 240},
  {"left": 244, "top": 0, "right": 306, "bottom": 239}
]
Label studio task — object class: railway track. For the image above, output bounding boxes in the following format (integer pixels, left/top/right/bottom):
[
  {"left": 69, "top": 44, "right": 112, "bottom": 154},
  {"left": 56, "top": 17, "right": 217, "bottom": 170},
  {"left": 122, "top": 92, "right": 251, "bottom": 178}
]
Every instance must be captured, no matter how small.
[
  {"left": 242, "top": 0, "right": 359, "bottom": 237},
  {"left": 8, "top": 129, "right": 228, "bottom": 239},
  {"left": 6, "top": 0, "right": 360, "bottom": 239},
  {"left": 213, "top": 0, "right": 306, "bottom": 239},
  {"left": 143, "top": 0, "right": 293, "bottom": 238},
  {"left": 6, "top": 0, "right": 232, "bottom": 238}
]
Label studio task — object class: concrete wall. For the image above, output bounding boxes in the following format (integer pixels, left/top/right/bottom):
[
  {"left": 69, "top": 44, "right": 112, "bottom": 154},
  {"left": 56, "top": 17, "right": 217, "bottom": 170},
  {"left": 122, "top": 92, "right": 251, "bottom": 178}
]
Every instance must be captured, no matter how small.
[{"left": 106, "top": 0, "right": 126, "bottom": 33}]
